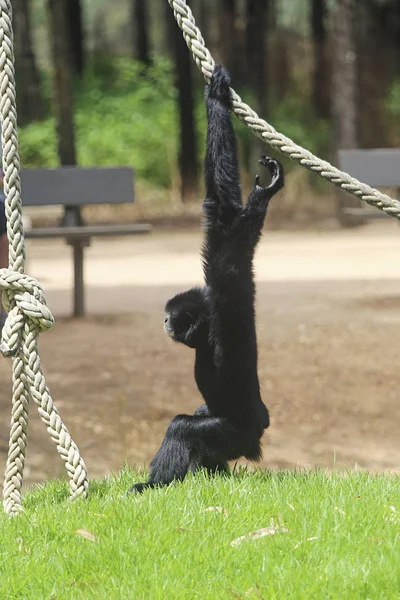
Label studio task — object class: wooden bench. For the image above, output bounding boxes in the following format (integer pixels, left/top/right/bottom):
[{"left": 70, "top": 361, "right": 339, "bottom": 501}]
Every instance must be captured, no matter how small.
[
  {"left": 338, "top": 149, "right": 400, "bottom": 224},
  {"left": 20, "top": 166, "right": 151, "bottom": 317}
]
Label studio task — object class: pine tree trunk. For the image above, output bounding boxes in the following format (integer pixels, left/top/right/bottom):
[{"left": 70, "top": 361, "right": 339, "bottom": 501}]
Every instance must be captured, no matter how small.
[
  {"left": 246, "top": 0, "right": 269, "bottom": 114},
  {"left": 166, "top": 6, "right": 198, "bottom": 203},
  {"left": 245, "top": 0, "right": 270, "bottom": 177},
  {"left": 132, "top": 0, "right": 151, "bottom": 65},
  {"left": 48, "top": 0, "right": 77, "bottom": 166},
  {"left": 217, "top": 0, "right": 239, "bottom": 80},
  {"left": 332, "top": 0, "right": 359, "bottom": 225},
  {"left": 311, "top": 0, "right": 330, "bottom": 119},
  {"left": 357, "top": 1, "right": 392, "bottom": 148},
  {"left": 13, "top": 0, "right": 46, "bottom": 125},
  {"left": 194, "top": 0, "right": 210, "bottom": 36},
  {"left": 66, "top": 0, "right": 85, "bottom": 77},
  {"left": 332, "top": 0, "right": 358, "bottom": 151}
]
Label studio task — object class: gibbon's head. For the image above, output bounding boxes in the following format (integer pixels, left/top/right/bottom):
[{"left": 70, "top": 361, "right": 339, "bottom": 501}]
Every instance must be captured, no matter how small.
[{"left": 164, "top": 287, "right": 208, "bottom": 348}]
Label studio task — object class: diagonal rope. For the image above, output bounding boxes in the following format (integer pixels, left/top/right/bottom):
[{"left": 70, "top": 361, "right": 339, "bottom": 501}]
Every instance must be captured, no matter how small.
[
  {"left": 0, "top": 0, "right": 88, "bottom": 515},
  {"left": 168, "top": 0, "right": 400, "bottom": 220}
]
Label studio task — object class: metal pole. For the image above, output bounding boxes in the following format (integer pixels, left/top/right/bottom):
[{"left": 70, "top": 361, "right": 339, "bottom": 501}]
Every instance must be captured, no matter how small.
[{"left": 72, "top": 240, "right": 84, "bottom": 317}]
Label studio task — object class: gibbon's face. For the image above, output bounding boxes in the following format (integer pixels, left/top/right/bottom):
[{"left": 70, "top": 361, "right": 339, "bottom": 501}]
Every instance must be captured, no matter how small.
[{"left": 164, "top": 288, "right": 208, "bottom": 348}]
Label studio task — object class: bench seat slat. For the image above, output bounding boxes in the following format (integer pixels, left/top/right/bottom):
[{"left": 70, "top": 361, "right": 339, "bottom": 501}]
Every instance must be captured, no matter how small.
[
  {"left": 338, "top": 149, "right": 400, "bottom": 188},
  {"left": 25, "top": 223, "right": 151, "bottom": 239},
  {"left": 20, "top": 167, "right": 135, "bottom": 207},
  {"left": 341, "top": 208, "right": 390, "bottom": 219}
]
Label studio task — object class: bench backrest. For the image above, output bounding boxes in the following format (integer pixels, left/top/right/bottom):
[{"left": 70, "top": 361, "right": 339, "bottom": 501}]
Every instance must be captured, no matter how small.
[
  {"left": 338, "top": 149, "right": 400, "bottom": 188},
  {"left": 19, "top": 166, "right": 135, "bottom": 207}
]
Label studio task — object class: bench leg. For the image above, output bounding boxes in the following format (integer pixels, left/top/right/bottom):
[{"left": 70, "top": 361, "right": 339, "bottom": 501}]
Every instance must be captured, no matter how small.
[{"left": 72, "top": 241, "right": 85, "bottom": 317}]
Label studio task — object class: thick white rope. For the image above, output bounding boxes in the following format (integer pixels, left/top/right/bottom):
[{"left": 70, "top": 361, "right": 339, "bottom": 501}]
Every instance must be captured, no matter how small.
[
  {"left": 0, "top": 0, "right": 88, "bottom": 514},
  {"left": 168, "top": 0, "right": 400, "bottom": 219}
]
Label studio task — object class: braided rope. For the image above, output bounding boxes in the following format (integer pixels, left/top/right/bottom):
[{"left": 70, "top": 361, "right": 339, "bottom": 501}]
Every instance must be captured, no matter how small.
[
  {"left": 168, "top": 0, "right": 400, "bottom": 219},
  {"left": 0, "top": 0, "right": 88, "bottom": 514}
]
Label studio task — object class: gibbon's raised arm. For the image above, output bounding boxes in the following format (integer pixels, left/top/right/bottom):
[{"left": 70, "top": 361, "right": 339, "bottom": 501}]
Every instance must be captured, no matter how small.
[{"left": 204, "top": 65, "right": 242, "bottom": 210}]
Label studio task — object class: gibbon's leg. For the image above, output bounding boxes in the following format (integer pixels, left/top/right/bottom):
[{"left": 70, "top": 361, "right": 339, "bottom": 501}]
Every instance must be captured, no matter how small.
[
  {"left": 193, "top": 404, "right": 210, "bottom": 417},
  {"left": 129, "top": 414, "right": 256, "bottom": 493},
  {"left": 189, "top": 405, "right": 229, "bottom": 475},
  {"left": 194, "top": 457, "right": 230, "bottom": 476}
]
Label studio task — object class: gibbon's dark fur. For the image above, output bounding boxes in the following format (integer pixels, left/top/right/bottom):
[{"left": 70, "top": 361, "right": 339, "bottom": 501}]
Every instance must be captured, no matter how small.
[{"left": 130, "top": 65, "right": 284, "bottom": 493}]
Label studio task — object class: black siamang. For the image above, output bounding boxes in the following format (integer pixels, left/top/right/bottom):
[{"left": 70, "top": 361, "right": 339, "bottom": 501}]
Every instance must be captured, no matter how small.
[{"left": 130, "top": 65, "right": 284, "bottom": 493}]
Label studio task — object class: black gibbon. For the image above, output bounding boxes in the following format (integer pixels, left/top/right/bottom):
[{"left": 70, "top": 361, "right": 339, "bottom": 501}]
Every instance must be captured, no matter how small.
[{"left": 130, "top": 65, "right": 284, "bottom": 492}]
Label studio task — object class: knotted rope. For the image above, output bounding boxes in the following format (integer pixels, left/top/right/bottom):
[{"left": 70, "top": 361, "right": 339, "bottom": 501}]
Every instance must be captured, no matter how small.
[
  {"left": 0, "top": 0, "right": 88, "bottom": 515},
  {"left": 168, "top": 0, "right": 400, "bottom": 219}
]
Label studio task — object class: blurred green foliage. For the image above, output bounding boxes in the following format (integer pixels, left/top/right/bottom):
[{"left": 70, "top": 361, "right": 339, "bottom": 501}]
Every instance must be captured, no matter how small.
[
  {"left": 19, "top": 57, "right": 178, "bottom": 188},
  {"left": 387, "top": 79, "right": 400, "bottom": 143},
  {"left": 18, "top": 56, "right": 332, "bottom": 190},
  {"left": 387, "top": 80, "right": 400, "bottom": 116}
]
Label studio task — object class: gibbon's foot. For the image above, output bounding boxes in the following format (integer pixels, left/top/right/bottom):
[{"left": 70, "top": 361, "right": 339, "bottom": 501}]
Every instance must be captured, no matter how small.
[
  {"left": 257, "top": 155, "right": 284, "bottom": 193},
  {"left": 128, "top": 481, "right": 157, "bottom": 494},
  {"left": 207, "top": 64, "right": 232, "bottom": 106}
]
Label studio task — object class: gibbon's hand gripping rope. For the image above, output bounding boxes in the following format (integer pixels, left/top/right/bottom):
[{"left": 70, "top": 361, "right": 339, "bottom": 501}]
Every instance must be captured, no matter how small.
[
  {"left": 168, "top": 0, "right": 400, "bottom": 219},
  {"left": 0, "top": 0, "right": 88, "bottom": 515}
]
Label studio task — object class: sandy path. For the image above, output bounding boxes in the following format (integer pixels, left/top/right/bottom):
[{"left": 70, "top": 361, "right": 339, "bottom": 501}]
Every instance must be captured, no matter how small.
[{"left": 0, "top": 220, "right": 399, "bottom": 486}]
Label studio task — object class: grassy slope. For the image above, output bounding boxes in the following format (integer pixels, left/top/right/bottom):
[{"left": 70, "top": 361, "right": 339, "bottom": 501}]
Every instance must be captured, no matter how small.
[{"left": 1, "top": 469, "right": 400, "bottom": 600}]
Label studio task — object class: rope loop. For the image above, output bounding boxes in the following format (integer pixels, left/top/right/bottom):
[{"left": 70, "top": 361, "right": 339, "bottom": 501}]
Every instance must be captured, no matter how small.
[
  {"left": 0, "top": 0, "right": 88, "bottom": 513},
  {"left": 0, "top": 269, "right": 54, "bottom": 357}
]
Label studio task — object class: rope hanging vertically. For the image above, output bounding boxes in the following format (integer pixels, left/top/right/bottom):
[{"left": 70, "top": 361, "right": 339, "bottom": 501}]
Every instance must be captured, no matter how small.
[
  {"left": 167, "top": 0, "right": 400, "bottom": 220},
  {"left": 0, "top": 0, "right": 88, "bottom": 515}
]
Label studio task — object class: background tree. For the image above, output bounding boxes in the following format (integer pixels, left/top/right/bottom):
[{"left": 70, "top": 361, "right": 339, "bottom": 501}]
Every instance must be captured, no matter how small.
[
  {"left": 246, "top": 0, "right": 270, "bottom": 114},
  {"left": 217, "top": 0, "right": 240, "bottom": 82},
  {"left": 357, "top": 1, "right": 393, "bottom": 148},
  {"left": 332, "top": 0, "right": 358, "bottom": 153},
  {"left": 66, "top": 0, "right": 85, "bottom": 77},
  {"left": 165, "top": 4, "right": 199, "bottom": 203},
  {"left": 244, "top": 0, "right": 271, "bottom": 176},
  {"left": 132, "top": 0, "right": 151, "bottom": 65},
  {"left": 194, "top": 0, "right": 214, "bottom": 44},
  {"left": 13, "top": 0, "right": 46, "bottom": 125},
  {"left": 48, "top": 0, "right": 77, "bottom": 166},
  {"left": 311, "top": 0, "right": 330, "bottom": 119},
  {"left": 332, "top": 0, "right": 359, "bottom": 225}
]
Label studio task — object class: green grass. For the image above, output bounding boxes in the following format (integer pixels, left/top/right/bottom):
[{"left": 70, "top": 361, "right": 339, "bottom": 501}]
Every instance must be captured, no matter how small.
[{"left": 1, "top": 468, "right": 399, "bottom": 600}]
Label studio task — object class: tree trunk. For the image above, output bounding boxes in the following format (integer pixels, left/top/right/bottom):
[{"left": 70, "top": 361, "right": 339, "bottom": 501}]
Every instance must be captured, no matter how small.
[
  {"left": 13, "top": 0, "right": 46, "bottom": 125},
  {"left": 132, "top": 0, "right": 151, "bottom": 65},
  {"left": 332, "top": 0, "right": 358, "bottom": 151},
  {"left": 245, "top": 0, "right": 270, "bottom": 177},
  {"left": 217, "top": 0, "right": 239, "bottom": 79},
  {"left": 194, "top": 0, "right": 210, "bottom": 36},
  {"left": 66, "top": 0, "right": 85, "bottom": 77},
  {"left": 48, "top": 0, "right": 77, "bottom": 166},
  {"left": 166, "top": 6, "right": 199, "bottom": 203},
  {"left": 389, "top": 0, "right": 400, "bottom": 71},
  {"left": 311, "top": 0, "right": 330, "bottom": 119},
  {"left": 357, "top": 1, "right": 392, "bottom": 148},
  {"left": 246, "top": 0, "right": 269, "bottom": 114},
  {"left": 332, "top": 0, "right": 359, "bottom": 226}
]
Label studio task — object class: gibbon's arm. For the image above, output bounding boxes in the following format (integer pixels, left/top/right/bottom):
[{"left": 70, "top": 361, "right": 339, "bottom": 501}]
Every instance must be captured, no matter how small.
[
  {"left": 204, "top": 65, "right": 242, "bottom": 210},
  {"left": 202, "top": 65, "right": 243, "bottom": 282}
]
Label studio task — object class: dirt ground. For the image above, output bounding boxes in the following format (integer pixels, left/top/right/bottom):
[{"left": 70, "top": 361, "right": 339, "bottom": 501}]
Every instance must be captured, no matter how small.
[{"left": 1, "top": 221, "right": 400, "bottom": 488}]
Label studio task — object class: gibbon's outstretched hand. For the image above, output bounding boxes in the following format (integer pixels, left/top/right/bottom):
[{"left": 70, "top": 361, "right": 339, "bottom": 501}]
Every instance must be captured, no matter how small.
[{"left": 130, "top": 65, "right": 284, "bottom": 493}]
